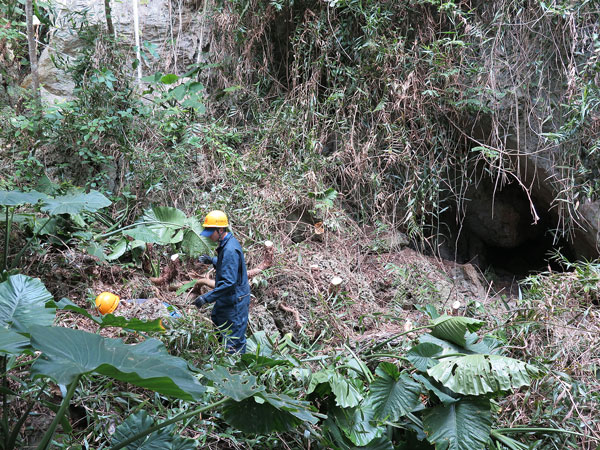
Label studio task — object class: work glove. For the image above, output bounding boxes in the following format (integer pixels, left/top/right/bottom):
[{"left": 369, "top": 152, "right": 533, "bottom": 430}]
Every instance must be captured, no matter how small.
[
  {"left": 193, "top": 295, "right": 207, "bottom": 308},
  {"left": 198, "top": 255, "right": 213, "bottom": 265}
]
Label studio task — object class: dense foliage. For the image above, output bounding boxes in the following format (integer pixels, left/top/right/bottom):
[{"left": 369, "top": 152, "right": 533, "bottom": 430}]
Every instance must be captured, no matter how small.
[
  {"left": 0, "top": 273, "right": 545, "bottom": 449},
  {"left": 0, "top": 0, "right": 599, "bottom": 448}
]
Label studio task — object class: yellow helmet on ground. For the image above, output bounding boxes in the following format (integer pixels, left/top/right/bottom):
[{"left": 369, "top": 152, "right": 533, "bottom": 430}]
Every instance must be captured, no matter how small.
[
  {"left": 95, "top": 292, "right": 120, "bottom": 315},
  {"left": 203, "top": 210, "right": 229, "bottom": 228}
]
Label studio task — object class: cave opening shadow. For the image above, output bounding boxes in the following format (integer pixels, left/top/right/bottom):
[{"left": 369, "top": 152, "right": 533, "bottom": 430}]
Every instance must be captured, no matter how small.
[
  {"left": 448, "top": 179, "right": 577, "bottom": 279},
  {"left": 482, "top": 230, "right": 574, "bottom": 278}
]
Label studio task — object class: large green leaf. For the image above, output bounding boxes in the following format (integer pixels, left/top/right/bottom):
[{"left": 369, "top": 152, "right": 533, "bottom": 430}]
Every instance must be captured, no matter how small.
[
  {"left": 423, "top": 397, "right": 492, "bottom": 450},
  {"left": 144, "top": 206, "right": 187, "bottom": 227},
  {"left": 85, "top": 241, "right": 108, "bottom": 262},
  {"left": 329, "top": 373, "right": 364, "bottom": 408},
  {"left": 160, "top": 73, "right": 179, "bottom": 84},
  {"left": 369, "top": 362, "right": 422, "bottom": 421},
  {"left": 430, "top": 316, "right": 484, "bottom": 347},
  {"left": 419, "top": 334, "right": 467, "bottom": 354},
  {"left": 0, "top": 212, "right": 34, "bottom": 224},
  {"left": 222, "top": 392, "right": 318, "bottom": 433},
  {"left": 30, "top": 326, "right": 205, "bottom": 401},
  {"left": 0, "top": 327, "right": 29, "bottom": 354},
  {"left": 427, "top": 354, "right": 541, "bottom": 395},
  {"left": 113, "top": 207, "right": 213, "bottom": 257},
  {"left": 180, "top": 217, "right": 214, "bottom": 256},
  {"left": 123, "top": 226, "right": 165, "bottom": 244},
  {"left": 242, "top": 331, "right": 302, "bottom": 369},
  {"left": 34, "top": 174, "right": 60, "bottom": 195},
  {"left": 412, "top": 373, "right": 459, "bottom": 405},
  {"left": 125, "top": 225, "right": 184, "bottom": 245},
  {"left": 141, "top": 206, "right": 188, "bottom": 244},
  {"left": 200, "top": 366, "right": 264, "bottom": 401},
  {"left": 407, "top": 343, "right": 444, "bottom": 372},
  {"left": 245, "top": 330, "right": 275, "bottom": 356},
  {"left": 40, "top": 190, "right": 111, "bottom": 216},
  {"left": 307, "top": 369, "right": 363, "bottom": 408},
  {"left": 112, "top": 410, "right": 196, "bottom": 450},
  {"left": 330, "top": 399, "right": 384, "bottom": 446},
  {"left": 99, "top": 314, "right": 166, "bottom": 332},
  {"left": 325, "top": 417, "right": 394, "bottom": 450},
  {"left": 0, "top": 275, "right": 55, "bottom": 333},
  {"left": 0, "top": 190, "right": 46, "bottom": 206},
  {"left": 240, "top": 352, "right": 292, "bottom": 370},
  {"left": 106, "top": 237, "right": 146, "bottom": 260},
  {"left": 463, "top": 334, "right": 502, "bottom": 355}
]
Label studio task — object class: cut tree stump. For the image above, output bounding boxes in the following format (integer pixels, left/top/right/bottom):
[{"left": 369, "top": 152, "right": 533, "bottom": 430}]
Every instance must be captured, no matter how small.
[
  {"left": 329, "top": 276, "right": 343, "bottom": 294},
  {"left": 451, "top": 300, "right": 461, "bottom": 315},
  {"left": 247, "top": 240, "right": 274, "bottom": 278}
]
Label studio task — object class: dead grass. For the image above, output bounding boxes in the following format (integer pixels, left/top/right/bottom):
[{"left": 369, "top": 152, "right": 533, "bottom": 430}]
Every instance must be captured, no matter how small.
[{"left": 498, "top": 270, "right": 600, "bottom": 449}]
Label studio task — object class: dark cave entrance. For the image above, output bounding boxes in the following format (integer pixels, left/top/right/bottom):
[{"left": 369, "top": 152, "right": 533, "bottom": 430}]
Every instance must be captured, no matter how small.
[
  {"left": 445, "top": 177, "right": 576, "bottom": 278},
  {"left": 481, "top": 228, "right": 574, "bottom": 277}
]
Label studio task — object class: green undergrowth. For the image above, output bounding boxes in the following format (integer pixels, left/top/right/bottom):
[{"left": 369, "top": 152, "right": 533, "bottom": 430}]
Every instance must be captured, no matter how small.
[
  {"left": 1, "top": 264, "right": 598, "bottom": 448},
  {"left": 0, "top": 272, "right": 552, "bottom": 449},
  {"left": 0, "top": 183, "right": 598, "bottom": 447},
  {"left": 1, "top": 0, "right": 600, "bottom": 447}
]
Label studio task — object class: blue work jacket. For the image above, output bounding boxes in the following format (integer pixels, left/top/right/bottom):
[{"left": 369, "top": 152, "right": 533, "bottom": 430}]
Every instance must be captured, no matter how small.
[{"left": 203, "top": 233, "right": 251, "bottom": 352}]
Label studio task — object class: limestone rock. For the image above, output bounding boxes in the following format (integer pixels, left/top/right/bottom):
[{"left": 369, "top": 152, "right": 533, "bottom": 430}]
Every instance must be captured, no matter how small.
[
  {"left": 574, "top": 200, "right": 600, "bottom": 259},
  {"left": 36, "top": 0, "right": 208, "bottom": 104}
]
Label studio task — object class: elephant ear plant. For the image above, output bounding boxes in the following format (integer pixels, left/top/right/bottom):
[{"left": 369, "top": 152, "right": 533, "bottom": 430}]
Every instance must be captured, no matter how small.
[
  {"left": 104, "top": 205, "right": 215, "bottom": 261},
  {"left": 310, "top": 314, "right": 545, "bottom": 450},
  {"left": 0, "top": 188, "right": 112, "bottom": 274},
  {"left": 0, "top": 274, "right": 321, "bottom": 450}
]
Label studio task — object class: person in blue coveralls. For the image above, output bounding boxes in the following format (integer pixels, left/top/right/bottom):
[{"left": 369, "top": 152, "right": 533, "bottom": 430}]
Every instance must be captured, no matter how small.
[{"left": 193, "top": 210, "right": 251, "bottom": 354}]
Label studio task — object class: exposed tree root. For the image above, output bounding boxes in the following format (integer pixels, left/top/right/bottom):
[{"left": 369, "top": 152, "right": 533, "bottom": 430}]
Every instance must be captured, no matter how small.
[
  {"left": 278, "top": 302, "right": 302, "bottom": 329},
  {"left": 193, "top": 278, "right": 215, "bottom": 290},
  {"left": 149, "top": 253, "right": 180, "bottom": 285},
  {"left": 166, "top": 277, "right": 214, "bottom": 294},
  {"left": 247, "top": 240, "right": 274, "bottom": 278}
]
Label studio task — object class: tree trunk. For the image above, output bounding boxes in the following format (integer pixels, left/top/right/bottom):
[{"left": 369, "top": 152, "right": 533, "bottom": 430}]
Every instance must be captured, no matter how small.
[
  {"left": 132, "top": 0, "right": 142, "bottom": 82},
  {"left": 25, "top": 0, "right": 40, "bottom": 106},
  {"left": 104, "top": 0, "right": 115, "bottom": 36}
]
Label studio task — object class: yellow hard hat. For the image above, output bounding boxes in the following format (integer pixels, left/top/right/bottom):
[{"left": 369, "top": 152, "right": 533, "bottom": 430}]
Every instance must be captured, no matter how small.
[
  {"left": 203, "top": 210, "right": 229, "bottom": 228},
  {"left": 95, "top": 292, "right": 120, "bottom": 315}
]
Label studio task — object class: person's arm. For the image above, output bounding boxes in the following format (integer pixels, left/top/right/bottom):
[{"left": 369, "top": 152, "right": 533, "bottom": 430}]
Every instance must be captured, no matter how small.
[{"left": 201, "top": 247, "right": 240, "bottom": 304}]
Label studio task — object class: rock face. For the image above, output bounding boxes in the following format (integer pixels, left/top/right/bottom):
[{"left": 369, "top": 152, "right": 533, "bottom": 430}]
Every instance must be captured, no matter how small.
[
  {"left": 466, "top": 88, "right": 600, "bottom": 261},
  {"left": 468, "top": 121, "right": 600, "bottom": 260},
  {"left": 36, "top": 0, "right": 206, "bottom": 103},
  {"left": 574, "top": 201, "right": 600, "bottom": 259}
]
